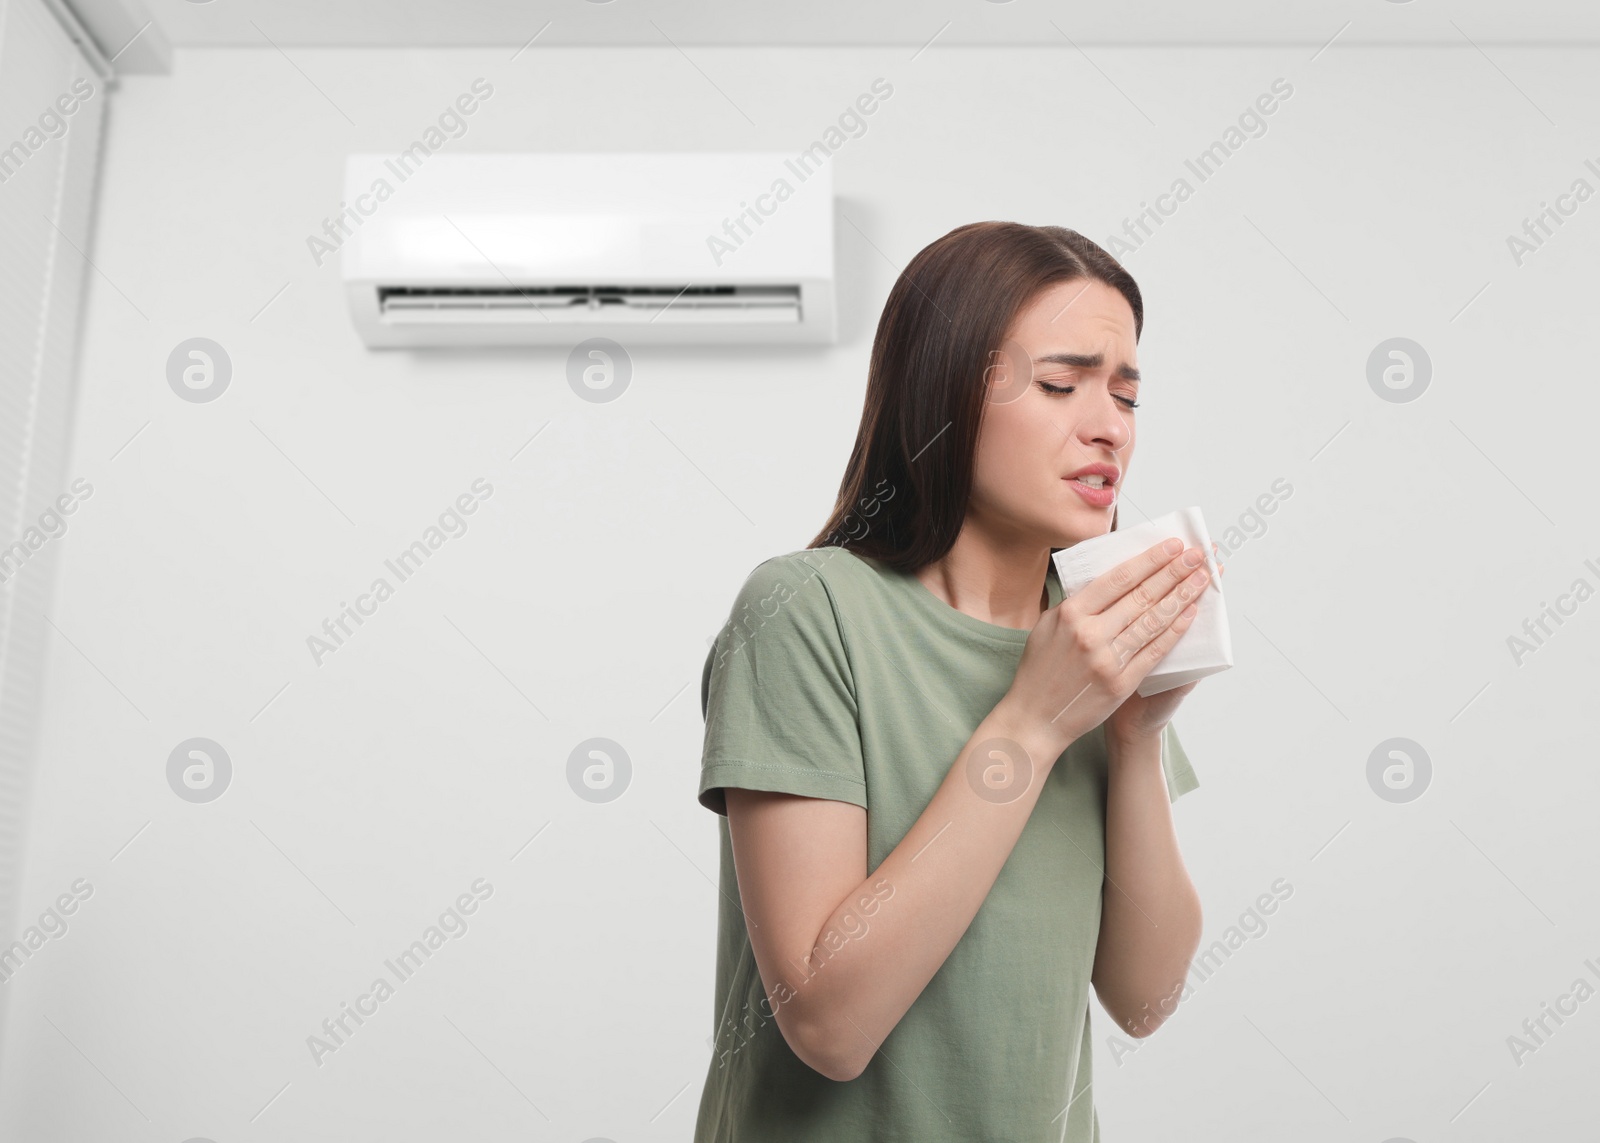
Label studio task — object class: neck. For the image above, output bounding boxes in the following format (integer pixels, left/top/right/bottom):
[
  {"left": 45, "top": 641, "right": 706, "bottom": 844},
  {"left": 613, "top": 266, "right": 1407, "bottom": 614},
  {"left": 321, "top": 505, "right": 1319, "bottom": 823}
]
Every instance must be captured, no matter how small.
[{"left": 913, "top": 527, "right": 1053, "bottom": 629}]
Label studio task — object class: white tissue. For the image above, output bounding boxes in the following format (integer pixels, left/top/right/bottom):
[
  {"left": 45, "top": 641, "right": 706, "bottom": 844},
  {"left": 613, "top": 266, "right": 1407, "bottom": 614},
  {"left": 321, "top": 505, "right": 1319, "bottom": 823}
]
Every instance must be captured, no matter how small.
[{"left": 1051, "top": 506, "right": 1233, "bottom": 697}]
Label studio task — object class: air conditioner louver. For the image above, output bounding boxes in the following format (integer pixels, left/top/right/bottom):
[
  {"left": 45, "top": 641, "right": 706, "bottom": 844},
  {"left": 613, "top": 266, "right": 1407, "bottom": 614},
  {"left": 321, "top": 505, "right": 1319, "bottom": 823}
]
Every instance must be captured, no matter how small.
[{"left": 376, "top": 284, "right": 802, "bottom": 326}]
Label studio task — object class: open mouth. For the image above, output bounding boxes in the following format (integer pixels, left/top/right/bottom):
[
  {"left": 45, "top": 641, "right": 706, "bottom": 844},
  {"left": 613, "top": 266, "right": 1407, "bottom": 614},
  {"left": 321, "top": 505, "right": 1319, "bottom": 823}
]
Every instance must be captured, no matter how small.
[{"left": 1064, "top": 473, "right": 1116, "bottom": 506}]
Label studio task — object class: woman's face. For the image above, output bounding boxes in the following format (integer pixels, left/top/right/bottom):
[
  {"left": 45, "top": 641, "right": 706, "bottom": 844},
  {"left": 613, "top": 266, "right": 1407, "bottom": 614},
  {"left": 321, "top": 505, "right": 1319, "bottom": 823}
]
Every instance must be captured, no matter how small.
[{"left": 972, "top": 277, "right": 1139, "bottom": 548}]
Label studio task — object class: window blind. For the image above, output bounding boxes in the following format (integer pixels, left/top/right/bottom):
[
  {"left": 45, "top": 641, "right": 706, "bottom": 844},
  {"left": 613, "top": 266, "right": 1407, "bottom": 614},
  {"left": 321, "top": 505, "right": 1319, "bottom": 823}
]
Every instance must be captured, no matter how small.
[{"left": 0, "top": 0, "right": 106, "bottom": 1028}]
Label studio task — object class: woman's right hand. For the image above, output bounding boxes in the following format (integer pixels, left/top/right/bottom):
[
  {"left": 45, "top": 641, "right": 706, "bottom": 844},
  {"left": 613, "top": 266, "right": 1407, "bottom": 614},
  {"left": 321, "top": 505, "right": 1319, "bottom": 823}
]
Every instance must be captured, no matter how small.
[{"left": 1004, "top": 539, "right": 1211, "bottom": 758}]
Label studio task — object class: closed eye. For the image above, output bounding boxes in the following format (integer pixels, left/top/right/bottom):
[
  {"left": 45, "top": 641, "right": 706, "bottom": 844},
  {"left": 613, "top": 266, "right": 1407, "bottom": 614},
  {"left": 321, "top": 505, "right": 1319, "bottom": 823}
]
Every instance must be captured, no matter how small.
[{"left": 1038, "top": 381, "right": 1140, "bottom": 409}]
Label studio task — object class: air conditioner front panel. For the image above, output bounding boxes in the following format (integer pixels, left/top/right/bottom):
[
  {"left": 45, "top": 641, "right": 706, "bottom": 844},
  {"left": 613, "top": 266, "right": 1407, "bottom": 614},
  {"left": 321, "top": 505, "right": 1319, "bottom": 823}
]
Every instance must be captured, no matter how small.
[{"left": 340, "top": 153, "right": 836, "bottom": 346}]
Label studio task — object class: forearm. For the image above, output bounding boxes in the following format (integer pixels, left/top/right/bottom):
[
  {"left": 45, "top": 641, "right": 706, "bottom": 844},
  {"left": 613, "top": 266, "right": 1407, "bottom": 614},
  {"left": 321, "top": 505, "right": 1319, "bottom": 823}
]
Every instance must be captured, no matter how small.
[
  {"left": 1091, "top": 729, "right": 1202, "bottom": 1038},
  {"left": 782, "top": 699, "right": 1066, "bottom": 1080}
]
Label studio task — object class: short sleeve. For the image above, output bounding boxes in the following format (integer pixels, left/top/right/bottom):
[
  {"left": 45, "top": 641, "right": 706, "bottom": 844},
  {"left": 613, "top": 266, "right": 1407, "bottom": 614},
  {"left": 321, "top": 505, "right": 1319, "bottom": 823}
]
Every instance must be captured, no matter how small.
[
  {"left": 1162, "top": 721, "right": 1200, "bottom": 803},
  {"left": 697, "top": 552, "right": 868, "bottom": 816}
]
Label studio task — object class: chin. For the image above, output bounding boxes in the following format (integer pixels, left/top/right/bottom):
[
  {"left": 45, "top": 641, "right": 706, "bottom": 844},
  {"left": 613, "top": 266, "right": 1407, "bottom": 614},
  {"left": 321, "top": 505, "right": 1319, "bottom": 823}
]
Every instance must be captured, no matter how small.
[{"left": 1052, "top": 512, "right": 1114, "bottom": 548}]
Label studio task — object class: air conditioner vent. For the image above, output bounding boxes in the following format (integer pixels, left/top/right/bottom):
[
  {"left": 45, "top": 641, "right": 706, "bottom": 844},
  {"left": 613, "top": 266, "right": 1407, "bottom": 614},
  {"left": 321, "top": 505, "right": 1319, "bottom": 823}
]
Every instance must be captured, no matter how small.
[{"left": 376, "top": 284, "right": 802, "bottom": 325}]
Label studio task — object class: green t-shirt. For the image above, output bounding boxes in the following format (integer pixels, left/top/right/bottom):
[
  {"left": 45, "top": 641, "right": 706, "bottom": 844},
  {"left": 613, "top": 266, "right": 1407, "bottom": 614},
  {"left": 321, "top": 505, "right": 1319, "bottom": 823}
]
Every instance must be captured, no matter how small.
[{"left": 694, "top": 546, "right": 1199, "bottom": 1143}]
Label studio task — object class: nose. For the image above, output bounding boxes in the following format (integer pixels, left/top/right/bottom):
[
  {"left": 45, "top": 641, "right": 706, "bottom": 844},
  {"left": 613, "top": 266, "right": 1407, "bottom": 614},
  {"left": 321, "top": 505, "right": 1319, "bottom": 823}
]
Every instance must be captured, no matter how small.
[{"left": 1076, "top": 388, "right": 1132, "bottom": 453}]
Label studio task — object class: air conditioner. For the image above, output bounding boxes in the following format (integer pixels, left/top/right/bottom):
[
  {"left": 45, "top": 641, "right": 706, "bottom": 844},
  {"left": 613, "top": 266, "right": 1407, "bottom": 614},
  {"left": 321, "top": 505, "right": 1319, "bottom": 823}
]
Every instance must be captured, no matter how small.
[{"left": 340, "top": 152, "right": 836, "bottom": 347}]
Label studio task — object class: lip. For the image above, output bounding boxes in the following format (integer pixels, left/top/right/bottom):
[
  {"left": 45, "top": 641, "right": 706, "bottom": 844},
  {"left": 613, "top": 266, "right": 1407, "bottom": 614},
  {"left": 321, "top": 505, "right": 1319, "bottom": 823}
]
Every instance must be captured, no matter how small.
[
  {"left": 1064, "top": 463, "right": 1120, "bottom": 485},
  {"left": 1063, "top": 464, "right": 1119, "bottom": 508},
  {"left": 1064, "top": 476, "right": 1116, "bottom": 508}
]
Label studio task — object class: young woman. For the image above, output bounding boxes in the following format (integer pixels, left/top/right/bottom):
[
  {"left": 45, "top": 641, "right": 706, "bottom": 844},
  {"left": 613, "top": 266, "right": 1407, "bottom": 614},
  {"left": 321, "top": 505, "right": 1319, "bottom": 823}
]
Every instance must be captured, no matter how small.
[{"left": 693, "top": 222, "right": 1220, "bottom": 1142}]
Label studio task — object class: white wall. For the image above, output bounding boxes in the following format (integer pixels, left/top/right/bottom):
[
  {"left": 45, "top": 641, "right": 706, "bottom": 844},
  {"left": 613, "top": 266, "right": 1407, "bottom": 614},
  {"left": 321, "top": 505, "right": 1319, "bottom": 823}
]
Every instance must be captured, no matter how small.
[{"left": 3, "top": 42, "right": 1599, "bottom": 1142}]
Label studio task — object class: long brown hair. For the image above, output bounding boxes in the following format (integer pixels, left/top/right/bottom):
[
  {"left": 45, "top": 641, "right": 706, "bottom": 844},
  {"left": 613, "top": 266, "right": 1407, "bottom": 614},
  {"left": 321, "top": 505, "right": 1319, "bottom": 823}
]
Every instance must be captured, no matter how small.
[{"left": 807, "top": 221, "right": 1142, "bottom": 572}]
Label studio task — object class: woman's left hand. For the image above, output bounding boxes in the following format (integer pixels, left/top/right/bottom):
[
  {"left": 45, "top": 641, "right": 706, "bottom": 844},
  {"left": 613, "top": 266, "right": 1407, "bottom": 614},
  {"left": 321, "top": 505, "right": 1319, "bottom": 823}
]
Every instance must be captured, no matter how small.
[
  {"left": 1104, "top": 540, "right": 1223, "bottom": 744},
  {"left": 1106, "top": 679, "right": 1198, "bottom": 743}
]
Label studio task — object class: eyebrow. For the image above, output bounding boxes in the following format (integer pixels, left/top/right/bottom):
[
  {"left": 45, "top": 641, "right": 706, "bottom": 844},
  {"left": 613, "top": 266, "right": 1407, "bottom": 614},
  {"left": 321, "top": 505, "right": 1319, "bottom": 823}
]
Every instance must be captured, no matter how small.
[{"left": 1032, "top": 352, "right": 1140, "bottom": 382}]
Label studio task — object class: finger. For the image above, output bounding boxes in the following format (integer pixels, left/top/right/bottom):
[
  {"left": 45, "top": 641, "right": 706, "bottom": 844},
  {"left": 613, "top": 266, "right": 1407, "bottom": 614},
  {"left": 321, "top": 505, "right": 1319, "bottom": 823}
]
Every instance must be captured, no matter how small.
[
  {"left": 1123, "top": 596, "right": 1200, "bottom": 677},
  {"left": 1108, "top": 560, "right": 1209, "bottom": 666},
  {"left": 1070, "top": 540, "right": 1190, "bottom": 616},
  {"left": 1102, "top": 544, "right": 1207, "bottom": 638}
]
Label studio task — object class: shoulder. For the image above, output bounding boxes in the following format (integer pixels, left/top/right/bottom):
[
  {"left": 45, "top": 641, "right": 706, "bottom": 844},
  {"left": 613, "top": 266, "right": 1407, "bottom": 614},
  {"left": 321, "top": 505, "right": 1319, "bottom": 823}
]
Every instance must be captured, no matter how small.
[
  {"left": 701, "top": 547, "right": 865, "bottom": 716},
  {"left": 707, "top": 546, "right": 885, "bottom": 672},
  {"left": 716, "top": 549, "right": 846, "bottom": 654},
  {"left": 722, "top": 546, "right": 875, "bottom": 621}
]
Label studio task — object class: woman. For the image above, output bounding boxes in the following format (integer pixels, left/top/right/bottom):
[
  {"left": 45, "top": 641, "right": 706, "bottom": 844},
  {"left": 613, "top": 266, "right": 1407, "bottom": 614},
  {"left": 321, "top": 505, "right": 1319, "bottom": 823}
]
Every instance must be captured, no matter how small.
[{"left": 693, "top": 221, "right": 1218, "bottom": 1142}]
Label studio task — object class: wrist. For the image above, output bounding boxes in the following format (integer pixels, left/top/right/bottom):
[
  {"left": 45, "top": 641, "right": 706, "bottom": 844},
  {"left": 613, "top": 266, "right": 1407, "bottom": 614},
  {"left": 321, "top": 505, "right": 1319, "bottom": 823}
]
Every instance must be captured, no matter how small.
[
  {"left": 990, "top": 695, "right": 1075, "bottom": 769},
  {"left": 1105, "top": 724, "right": 1163, "bottom": 767},
  {"left": 1107, "top": 722, "right": 1160, "bottom": 746}
]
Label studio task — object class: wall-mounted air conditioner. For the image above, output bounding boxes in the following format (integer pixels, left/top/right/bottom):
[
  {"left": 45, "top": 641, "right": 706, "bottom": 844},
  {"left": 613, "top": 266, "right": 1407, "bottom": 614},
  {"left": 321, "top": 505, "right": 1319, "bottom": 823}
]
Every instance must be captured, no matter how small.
[{"left": 340, "top": 152, "right": 835, "bottom": 347}]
